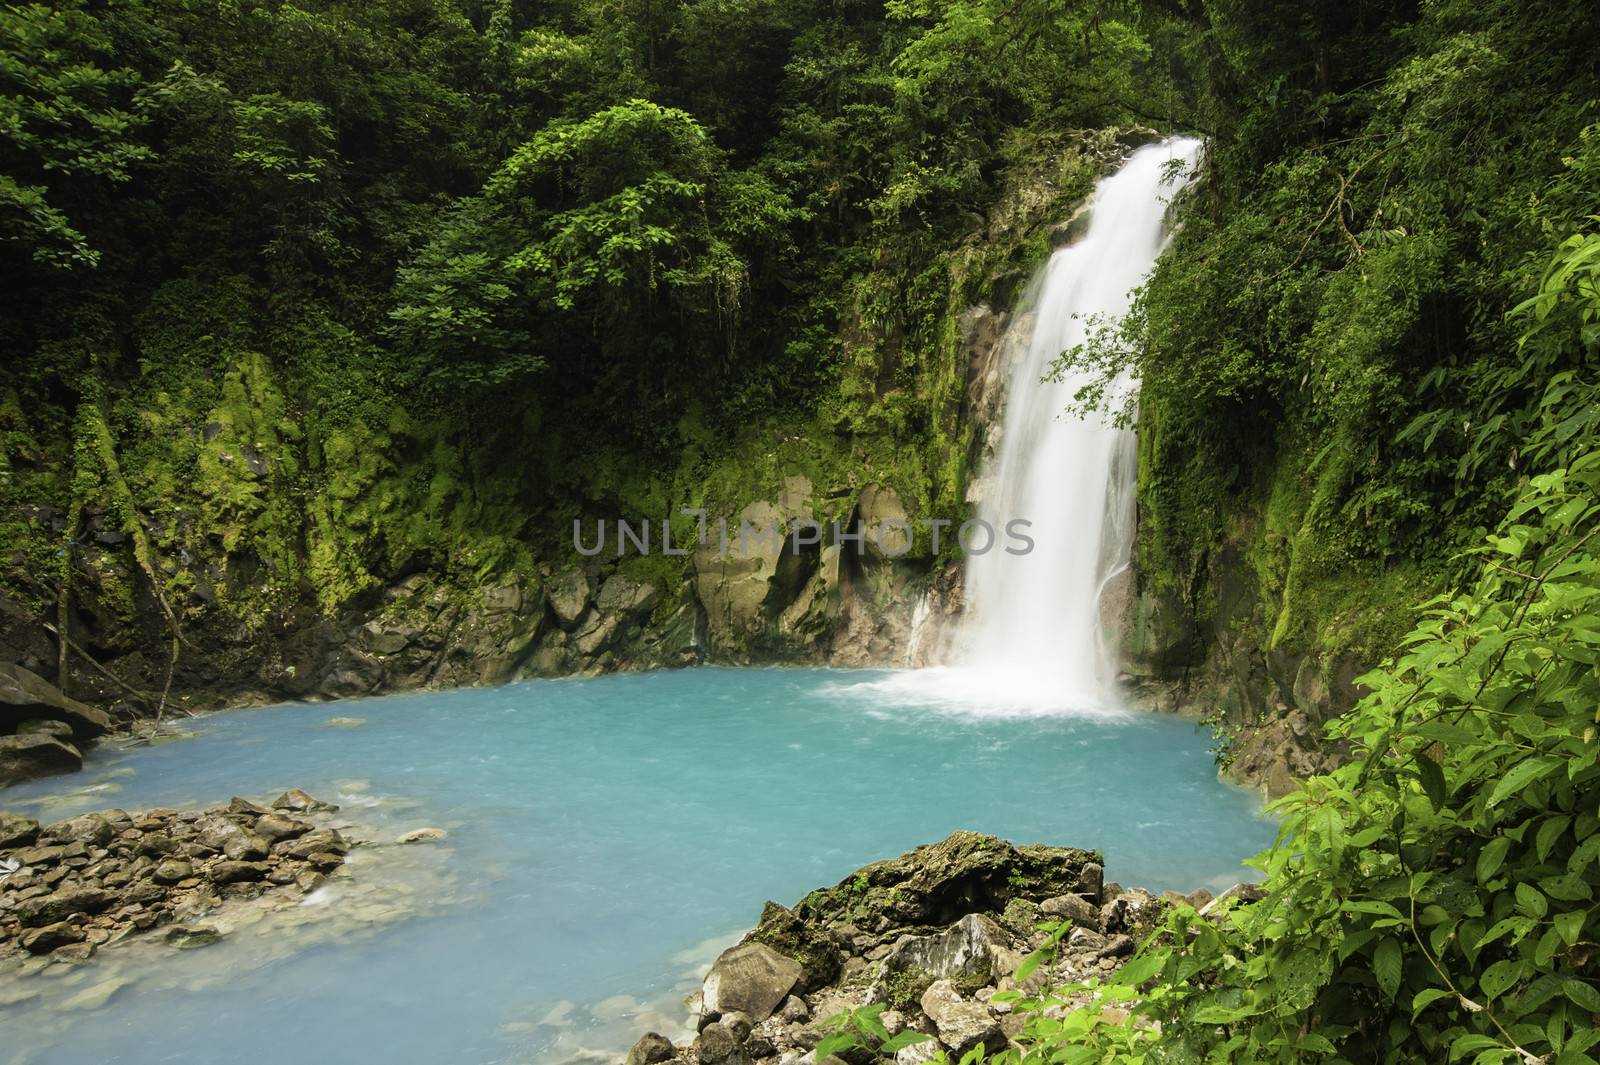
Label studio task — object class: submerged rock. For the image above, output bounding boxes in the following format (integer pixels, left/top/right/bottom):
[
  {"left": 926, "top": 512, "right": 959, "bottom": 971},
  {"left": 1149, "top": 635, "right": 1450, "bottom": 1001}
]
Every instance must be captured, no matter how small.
[
  {"left": 164, "top": 924, "right": 222, "bottom": 949},
  {"left": 396, "top": 827, "right": 448, "bottom": 844}
]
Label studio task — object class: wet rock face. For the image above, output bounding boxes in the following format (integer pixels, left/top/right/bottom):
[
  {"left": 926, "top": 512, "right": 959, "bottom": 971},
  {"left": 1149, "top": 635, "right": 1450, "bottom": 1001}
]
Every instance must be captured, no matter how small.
[{"left": 0, "top": 791, "right": 346, "bottom": 963}]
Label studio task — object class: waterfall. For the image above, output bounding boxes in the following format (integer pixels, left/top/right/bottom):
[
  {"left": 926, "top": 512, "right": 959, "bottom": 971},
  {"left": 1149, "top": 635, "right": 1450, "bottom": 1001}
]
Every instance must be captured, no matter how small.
[
  {"left": 844, "top": 137, "right": 1200, "bottom": 716},
  {"left": 957, "top": 137, "right": 1201, "bottom": 708}
]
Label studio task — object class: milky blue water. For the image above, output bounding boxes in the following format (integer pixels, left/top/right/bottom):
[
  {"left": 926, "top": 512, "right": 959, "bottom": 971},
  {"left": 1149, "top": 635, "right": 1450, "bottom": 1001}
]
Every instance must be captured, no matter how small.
[{"left": 0, "top": 667, "right": 1270, "bottom": 1065}]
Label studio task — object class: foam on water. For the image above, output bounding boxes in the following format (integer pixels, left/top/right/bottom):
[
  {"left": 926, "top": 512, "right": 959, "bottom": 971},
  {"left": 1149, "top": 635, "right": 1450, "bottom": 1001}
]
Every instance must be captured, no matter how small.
[{"left": 0, "top": 667, "right": 1268, "bottom": 1065}]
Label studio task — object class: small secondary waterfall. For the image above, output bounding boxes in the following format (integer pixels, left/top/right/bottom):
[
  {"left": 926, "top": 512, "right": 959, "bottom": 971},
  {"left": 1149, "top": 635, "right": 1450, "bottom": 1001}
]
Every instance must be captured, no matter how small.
[{"left": 954, "top": 137, "right": 1203, "bottom": 709}]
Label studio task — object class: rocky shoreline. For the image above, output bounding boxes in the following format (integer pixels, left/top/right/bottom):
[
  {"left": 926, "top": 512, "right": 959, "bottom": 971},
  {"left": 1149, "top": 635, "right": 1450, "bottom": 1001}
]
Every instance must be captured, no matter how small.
[
  {"left": 628, "top": 832, "right": 1257, "bottom": 1065},
  {"left": 0, "top": 789, "right": 351, "bottom": 963}
]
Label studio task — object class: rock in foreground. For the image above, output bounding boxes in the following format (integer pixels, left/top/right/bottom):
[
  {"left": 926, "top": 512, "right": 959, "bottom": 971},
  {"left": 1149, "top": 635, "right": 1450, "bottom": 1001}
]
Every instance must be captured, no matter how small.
[{"left": 633, "top": 832, "right": 1255, "bottom": 1065}]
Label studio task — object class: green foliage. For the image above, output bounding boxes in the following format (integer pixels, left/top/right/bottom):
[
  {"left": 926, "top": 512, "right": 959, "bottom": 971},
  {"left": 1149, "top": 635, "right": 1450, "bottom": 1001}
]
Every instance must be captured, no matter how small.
[
  {"left": 0, "top": 2, "right": 152, "bottom": 267},
  {"left": 1014, "top": 233, "right": 1599, "bottom": 1065},
  {"left": 816, "top": 1004, "right": 935, "bottom": 1061},
  {"left": 1, "top": 0, "right": 1170, "bottom": 639},
  {"left": 1045, "top": 0, "right": 1600, "bottom": 674}
]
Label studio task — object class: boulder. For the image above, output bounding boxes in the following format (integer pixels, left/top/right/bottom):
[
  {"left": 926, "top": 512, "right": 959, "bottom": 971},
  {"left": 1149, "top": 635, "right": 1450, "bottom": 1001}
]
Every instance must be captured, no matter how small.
[
  {"left": 15, "top": 718, "right": 73, "bottom": 739},
  {"left": 208, "top": 860, "right": 270, "bottom": 884},
  {"left": 596, "top": 575, "right": 660, "bottom": 616},
  {"left": 895, "top": 1040, "right": 942, "bottom": 1065},
  {"left": 271, "top": 789, "right": 337, "bottom": 814},
  {"left": 884, "top": 914, "right": 1011, "bottom": 984},
  {"left": 1099, "top": 887, "right": 1165, "bottom": 937},
  {"left": 694, "top": 500, "right": 805, "bottom": 649},
  {"left": 16, "top": 886, "right": 114, "bottom": 927},
  {"left": 40, "top": 812, "right": 115, "bottom": 848},
  {"left": 703, "top": 941, "right": 804, "bottom": 1022},
  {"left": 481, "top": 583, "right": 523, "bottom": 616},
  {"left": 254, "top": 814, "right": 309, "bottom": 842},
  {"left": 195, "top": 816, "right": 268, "bottom": 860},
  {"left": 1099, "top": 934, "right": 1136, "bottom": 959},
  {"left": 919, "top": 980, "right": 1005, "bottom": 1056},
  {"left": 0, "top": 811, "right": 40, "bottom": 848},
  {"left": 795, "top": 832, "right": 1102, "bottom": 930},
  {"left": 1038, "top": 892, "right": 1099, "bottom": 928},
  {"left": 719, "top": 1010, "right": 754, "bottom": 1043},
  {"left": 548, "top": 569, "right": 592, "bottom": 626},
  {"left": 694, "top": 1022, "right": 747, "bottom": 1065},
  {"left": 626, "top": 1033, "right": 676, "bottom": 1065},
  {"left": 0, "top": 662, "right": 112, "bottom": 739},
  {"left": 19, "top": 921, "right": 84, "bottom": 954},
  {"left": 1197, "top": 883, "right": 1266, "bottom": 919},
  {"left": 0, "top": 732, "right": 82, "bottom": 786},
  {"left": 276, "top": 829, "right": 347, "bottom": 861},
  {"left": 747, "top": 900, "right": 843, "bottom": 992},
  {"left": 164, "top": 924, "right": 223, "bottom": 949}
]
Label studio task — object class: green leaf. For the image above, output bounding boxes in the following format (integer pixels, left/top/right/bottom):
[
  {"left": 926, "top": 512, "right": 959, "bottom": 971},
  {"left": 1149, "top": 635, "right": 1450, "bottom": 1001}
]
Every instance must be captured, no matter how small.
[
  {"left": 880, "top": 1032, "right": 934, "bottom": 1053},
  {"left": 1415, "top": 752, "right": 1447, "bottom": 810},
  {"left": 1517, "top": 883, "right": 1549, "bottom": 918},
  {"left": 1564, "top": 979, "right": 1600, "bottom": 1013},
  {"left": 1556, "top": 910, "right": 1586, "bottom": 946},
  {"left": 1115, "top": 948, "right": 1170, "bottom": 986},
  {"left": 1478, "top": 836, "right": 1513, "bottom": 882},
  {"left": 1375, "top": 937, "right": 1403, "bottom": 1001},
  {"left": 1480, "top": 959, "right": 1524, "bottom": 1002},
  {"left": 1451, "top": 1034, "right": 1505, "bottom": 1061},
  {"left": 1413, "top": 987, "right": 1454, "bottom": 1018},
  {"left": 1488, "top": 757, "right": 1561, "bottom": 806},
  {"left": 1295, "top": 1033, "right": 1338, "bottom": 1054}
]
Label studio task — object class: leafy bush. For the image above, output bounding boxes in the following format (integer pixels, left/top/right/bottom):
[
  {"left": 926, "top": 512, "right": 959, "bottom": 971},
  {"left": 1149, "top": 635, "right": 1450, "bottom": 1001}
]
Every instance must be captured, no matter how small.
[{"left": 832, "top": 225, "right": 1600, "bottom": 1065}]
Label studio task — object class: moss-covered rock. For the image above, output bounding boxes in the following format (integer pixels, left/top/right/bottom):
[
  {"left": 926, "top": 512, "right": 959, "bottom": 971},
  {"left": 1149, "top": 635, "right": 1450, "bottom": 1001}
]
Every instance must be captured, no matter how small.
[{"left": 794, "top": 831, "right": 1103, "bottom": 932}]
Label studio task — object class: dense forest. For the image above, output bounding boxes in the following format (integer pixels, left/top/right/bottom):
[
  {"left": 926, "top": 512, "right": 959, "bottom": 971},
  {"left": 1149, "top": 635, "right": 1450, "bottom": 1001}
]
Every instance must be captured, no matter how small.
[{"left": 4, "top": 0, "right": 1600, "bottom": 1061}]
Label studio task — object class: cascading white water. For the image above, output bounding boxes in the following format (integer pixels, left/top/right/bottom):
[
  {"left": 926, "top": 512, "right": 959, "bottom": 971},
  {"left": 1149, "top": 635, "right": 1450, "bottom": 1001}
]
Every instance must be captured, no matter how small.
[
  {"left": 847, "top": 137, "right": 1200, "bottom": 716},
  {"left": 956, "top": 137, "right": 1202, "bottom": 708}
]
